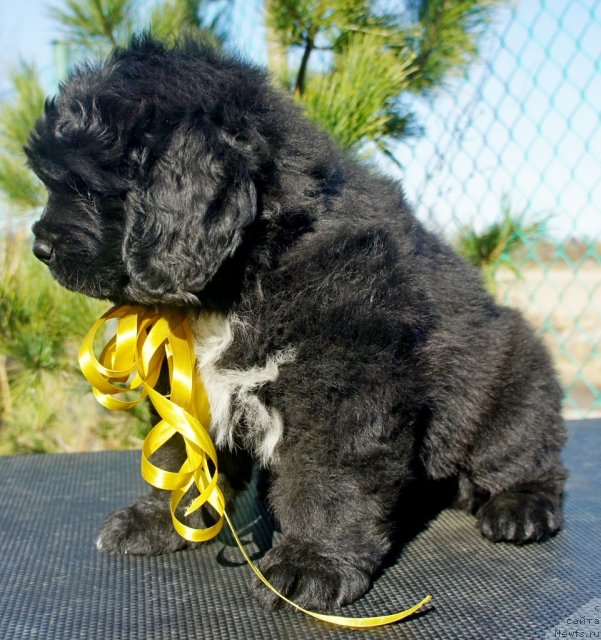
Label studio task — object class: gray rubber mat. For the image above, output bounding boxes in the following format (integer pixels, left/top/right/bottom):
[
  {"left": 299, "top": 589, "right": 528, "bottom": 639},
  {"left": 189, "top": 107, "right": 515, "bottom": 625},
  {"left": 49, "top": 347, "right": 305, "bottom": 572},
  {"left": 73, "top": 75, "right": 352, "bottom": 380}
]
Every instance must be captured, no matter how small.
[{"left": 0, "top": 420, "right": 599, "bottom": 640}]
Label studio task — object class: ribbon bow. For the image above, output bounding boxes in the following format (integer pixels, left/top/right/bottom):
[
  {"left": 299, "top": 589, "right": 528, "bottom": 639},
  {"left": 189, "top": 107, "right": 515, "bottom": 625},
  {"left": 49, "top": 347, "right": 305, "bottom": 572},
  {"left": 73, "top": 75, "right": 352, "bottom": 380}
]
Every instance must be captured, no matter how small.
[{"left": 80, "top": 304, "right": 431, "bottom": 628}]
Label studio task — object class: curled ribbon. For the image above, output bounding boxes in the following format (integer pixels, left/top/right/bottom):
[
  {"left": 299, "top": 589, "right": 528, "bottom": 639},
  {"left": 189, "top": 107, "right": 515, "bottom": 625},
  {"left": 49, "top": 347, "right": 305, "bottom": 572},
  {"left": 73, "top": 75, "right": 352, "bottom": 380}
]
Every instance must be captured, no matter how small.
[{"left": 80, "top": 304, "right": 432, "bottom": 628}]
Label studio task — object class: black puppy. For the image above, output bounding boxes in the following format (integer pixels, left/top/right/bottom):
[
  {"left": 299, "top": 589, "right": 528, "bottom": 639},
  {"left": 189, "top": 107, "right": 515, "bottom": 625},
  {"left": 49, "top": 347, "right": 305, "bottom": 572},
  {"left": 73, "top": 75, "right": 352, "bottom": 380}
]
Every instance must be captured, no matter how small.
[{"left": 27, "top": 36, "right": 566, "bottom": 611}]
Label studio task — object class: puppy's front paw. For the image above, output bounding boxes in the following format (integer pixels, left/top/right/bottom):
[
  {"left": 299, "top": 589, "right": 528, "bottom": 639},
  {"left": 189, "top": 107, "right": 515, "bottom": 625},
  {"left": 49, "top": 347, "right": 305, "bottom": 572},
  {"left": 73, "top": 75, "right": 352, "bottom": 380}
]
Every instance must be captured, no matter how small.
[
  {"left": 249, "top": 539, "right": 370, "bottom": 611},
  {"left": 477, "top": 491, "right": 562, "bottom": 544},
  {"left": 96, "top": 498, "right": 189, "bottom": 555}
]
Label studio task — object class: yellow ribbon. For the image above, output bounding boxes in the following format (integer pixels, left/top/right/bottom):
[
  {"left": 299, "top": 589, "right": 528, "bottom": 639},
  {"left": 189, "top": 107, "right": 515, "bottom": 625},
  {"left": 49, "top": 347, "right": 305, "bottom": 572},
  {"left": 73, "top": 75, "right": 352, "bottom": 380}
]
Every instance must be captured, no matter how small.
[{"left": 80, "top": 304, "right": 432, "bottom": 628}]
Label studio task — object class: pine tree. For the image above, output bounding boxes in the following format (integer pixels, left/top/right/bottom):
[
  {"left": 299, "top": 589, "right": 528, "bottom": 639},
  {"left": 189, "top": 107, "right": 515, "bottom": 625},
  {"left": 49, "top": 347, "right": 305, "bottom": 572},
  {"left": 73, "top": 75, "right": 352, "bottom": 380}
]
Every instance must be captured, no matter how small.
[{"left": 265, "top": 0, "right": 500, "bottom": 162}]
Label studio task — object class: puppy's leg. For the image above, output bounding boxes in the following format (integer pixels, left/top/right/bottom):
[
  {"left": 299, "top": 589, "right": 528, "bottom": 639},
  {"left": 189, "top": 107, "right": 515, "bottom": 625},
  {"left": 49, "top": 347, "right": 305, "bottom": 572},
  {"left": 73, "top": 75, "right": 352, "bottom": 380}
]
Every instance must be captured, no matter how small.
[
  {"left": 470, "top": 428, "right": 566, "bottom": 545},
  {"left": 249, "top": 455, "right": 398, "bottom": 611},
  {"left": 463, "top": 315, "right": 567, "bottom": 544},
  {"left": 476, "top": 468, "right": 565, "bottom": 543},
  {"left": 97, "top": 436, "right": 252, "bottom": 555},
  {"left": 452, "top": 467, "right": 566, "bottom": 544}
]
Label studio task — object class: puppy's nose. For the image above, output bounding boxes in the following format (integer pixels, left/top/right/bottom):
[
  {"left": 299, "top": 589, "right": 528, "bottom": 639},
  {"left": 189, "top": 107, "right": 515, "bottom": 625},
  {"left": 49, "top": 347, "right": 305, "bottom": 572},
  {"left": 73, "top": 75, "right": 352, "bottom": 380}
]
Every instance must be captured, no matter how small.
[{"left": 32, "top": 238, "right": 54, "bottom": 263}]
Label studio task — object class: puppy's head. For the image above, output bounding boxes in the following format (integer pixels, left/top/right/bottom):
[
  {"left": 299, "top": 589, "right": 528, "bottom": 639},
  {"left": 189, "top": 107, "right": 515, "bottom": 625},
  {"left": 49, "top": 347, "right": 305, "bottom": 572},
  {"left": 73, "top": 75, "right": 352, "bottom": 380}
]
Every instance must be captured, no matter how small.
[{"left": 26, "top": 36, "right": 268, "bottom": 305}]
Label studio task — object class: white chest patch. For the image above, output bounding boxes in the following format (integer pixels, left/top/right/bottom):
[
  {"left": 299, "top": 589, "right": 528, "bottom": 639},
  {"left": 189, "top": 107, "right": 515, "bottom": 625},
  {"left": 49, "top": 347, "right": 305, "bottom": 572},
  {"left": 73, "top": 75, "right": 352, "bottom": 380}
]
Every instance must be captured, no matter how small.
[{"left": 191, "top": 312, "right": 295, "bottom": 466}]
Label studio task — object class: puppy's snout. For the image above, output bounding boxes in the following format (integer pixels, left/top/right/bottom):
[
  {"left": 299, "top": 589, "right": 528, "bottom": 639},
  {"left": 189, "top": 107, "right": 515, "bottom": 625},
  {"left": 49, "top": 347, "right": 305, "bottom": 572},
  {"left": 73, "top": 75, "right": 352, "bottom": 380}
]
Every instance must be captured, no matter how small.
[{"left": 32, "top": 238, "right": 54, "bottom": 263}]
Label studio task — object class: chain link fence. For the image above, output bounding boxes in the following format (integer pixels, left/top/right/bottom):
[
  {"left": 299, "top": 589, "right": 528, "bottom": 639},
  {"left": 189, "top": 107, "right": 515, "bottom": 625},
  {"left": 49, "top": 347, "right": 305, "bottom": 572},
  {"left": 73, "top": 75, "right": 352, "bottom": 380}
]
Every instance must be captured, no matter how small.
[{"left": 225, "top": 0, "right": 601, "bottom": 419}]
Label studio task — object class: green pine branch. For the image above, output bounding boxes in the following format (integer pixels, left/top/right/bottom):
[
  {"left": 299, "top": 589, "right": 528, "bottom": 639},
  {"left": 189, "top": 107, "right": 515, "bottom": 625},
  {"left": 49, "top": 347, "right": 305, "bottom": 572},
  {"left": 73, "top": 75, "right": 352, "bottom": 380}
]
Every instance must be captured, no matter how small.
[
  {"left": 302, "top": 33, "right": 416, "bottom": 150},
  {"left": 49, "top": 0, "right": 228, "bottom": 53},
  {"left": 266, "top": 0, "right": 502, "bottom": 155},
  {"left": 49, "top": 0, "right": 136, "bottom": 51},
  {"left": 404, "top": 0, "right": 498, "bottom": 93}
]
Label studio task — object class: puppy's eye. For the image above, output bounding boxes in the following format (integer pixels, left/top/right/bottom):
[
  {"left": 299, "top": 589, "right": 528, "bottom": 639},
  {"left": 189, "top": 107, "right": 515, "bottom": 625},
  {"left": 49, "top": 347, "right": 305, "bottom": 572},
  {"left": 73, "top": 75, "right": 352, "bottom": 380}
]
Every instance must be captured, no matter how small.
[{"left": 119, "top": 191, "right": 128, "bottom": 201}]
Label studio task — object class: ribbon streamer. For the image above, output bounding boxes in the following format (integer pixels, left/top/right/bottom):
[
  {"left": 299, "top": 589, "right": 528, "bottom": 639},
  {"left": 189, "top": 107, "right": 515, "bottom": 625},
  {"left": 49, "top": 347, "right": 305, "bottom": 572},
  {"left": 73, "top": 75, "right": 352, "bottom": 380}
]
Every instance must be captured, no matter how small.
[{"left": 80, "top": 304, "right": 432, "bottom": 628}]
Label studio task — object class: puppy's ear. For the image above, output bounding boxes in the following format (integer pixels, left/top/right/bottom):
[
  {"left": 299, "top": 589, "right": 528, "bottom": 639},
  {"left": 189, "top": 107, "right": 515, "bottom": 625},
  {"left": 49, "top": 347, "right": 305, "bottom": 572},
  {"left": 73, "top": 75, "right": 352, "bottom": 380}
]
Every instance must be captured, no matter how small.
[{"left": 123, "top": 122, "right": 257, "bottom": 304}]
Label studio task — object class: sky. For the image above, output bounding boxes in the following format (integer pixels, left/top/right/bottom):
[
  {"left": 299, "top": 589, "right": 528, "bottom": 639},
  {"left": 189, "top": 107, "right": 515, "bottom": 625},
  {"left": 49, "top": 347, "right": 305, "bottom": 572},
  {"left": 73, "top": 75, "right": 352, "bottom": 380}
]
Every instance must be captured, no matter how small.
[{"left": 1, "top": 0, "right": 599, "bottom": 241}]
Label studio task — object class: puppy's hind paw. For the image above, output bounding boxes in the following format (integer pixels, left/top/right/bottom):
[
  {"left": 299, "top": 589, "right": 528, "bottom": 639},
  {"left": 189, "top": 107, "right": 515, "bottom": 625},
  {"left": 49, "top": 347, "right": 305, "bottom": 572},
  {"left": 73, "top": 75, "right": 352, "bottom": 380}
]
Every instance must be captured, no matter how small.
[
  {"left": 249, "top": 538, "right": 371, "bottom": 611},
  {"left": 477, "top": 490, "right": 563, "bottom": 544}
]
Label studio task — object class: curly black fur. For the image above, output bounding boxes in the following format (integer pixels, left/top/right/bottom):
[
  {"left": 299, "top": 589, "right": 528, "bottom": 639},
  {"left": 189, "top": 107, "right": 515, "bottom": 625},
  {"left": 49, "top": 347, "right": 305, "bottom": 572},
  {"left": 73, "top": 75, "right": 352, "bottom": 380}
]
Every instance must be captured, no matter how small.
[{"left": 27, "top": 35, "right": 566, "bottom": 612}]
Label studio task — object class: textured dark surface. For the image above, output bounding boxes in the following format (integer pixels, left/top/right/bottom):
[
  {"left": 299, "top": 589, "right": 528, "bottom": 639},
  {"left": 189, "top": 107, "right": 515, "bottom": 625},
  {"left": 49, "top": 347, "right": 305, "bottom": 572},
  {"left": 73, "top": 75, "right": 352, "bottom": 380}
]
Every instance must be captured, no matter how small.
[{"left": 0, "top": 419, "right": 599, "bottom": 640}]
